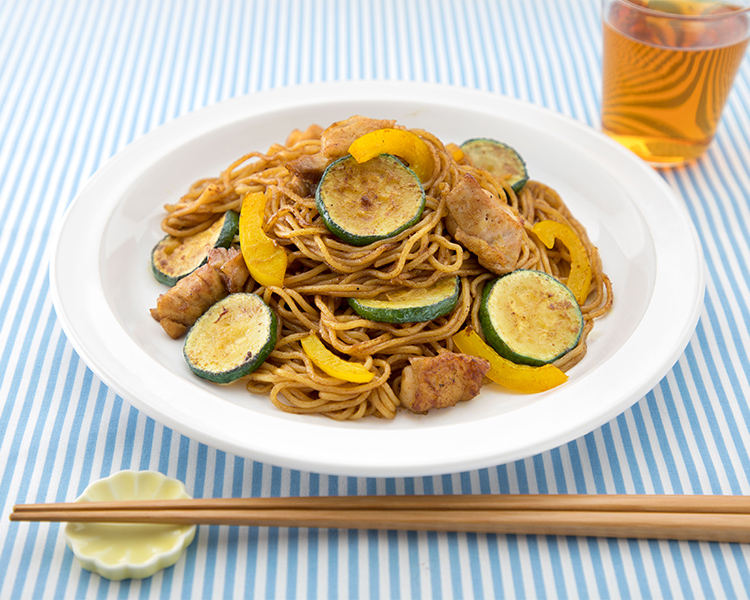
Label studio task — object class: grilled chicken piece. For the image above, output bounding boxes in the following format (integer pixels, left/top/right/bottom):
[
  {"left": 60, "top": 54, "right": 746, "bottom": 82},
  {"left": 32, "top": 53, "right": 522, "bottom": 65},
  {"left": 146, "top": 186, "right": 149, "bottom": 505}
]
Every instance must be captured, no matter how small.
[
  {"left": 445, "top": 174, "right": 524, "bottom": 274},
  {"left": 151, "top": 247, "right": 249, "bottom": 339},
  {"left": 286, "top": 116, "right": 397, "bottom": 184},
  {"left": 286, "top": 153, "right": 331, "bottom": 183},
  {"left": 319, "top": 115, "right": 397, "bottom": 158},
  {"left": 400, "top": 352, "right": 490, "bottom": 414},
  {"left": 208, "top": 247, "right": 250, "bottom": 293}
]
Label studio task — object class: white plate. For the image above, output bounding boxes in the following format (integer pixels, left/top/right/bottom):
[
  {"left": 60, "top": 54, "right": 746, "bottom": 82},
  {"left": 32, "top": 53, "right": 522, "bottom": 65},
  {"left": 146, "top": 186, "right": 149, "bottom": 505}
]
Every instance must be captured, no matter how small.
[{"left": 49, "top": 81, "right": 705, "bottom": 477}]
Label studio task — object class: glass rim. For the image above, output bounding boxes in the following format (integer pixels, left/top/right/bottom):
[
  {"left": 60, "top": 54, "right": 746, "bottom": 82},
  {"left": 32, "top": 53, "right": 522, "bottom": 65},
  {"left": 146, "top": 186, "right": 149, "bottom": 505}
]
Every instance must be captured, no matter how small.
[{"left": 610, "top": 0, "right": 750, "bottom": 20}]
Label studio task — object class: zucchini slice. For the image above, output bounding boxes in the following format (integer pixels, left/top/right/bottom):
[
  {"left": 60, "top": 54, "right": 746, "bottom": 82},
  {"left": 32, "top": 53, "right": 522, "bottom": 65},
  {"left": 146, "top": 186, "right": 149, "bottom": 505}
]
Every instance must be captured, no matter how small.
[
  {"left": 348, "top": 276, "right": 460, "bottom": 324},
  {"left": 151, "top": 210, "right": 239, "bottom": 286},
  {"left": 316, "top": 154, "right": 425, "bottom": 246},
  {"left": 460, "top": 138, "right": 529, "bottom": 193},
  {"left": 479, "top": 270, "right": 583, "bottom": 366},
  {"left": 183, "top": 293, "right": 277, "bottom": 384}
]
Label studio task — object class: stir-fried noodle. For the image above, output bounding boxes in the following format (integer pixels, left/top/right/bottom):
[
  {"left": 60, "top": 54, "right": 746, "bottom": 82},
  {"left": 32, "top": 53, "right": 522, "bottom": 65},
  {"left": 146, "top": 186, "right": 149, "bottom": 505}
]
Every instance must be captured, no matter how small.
[{"left": 158, "top": 121, "right": 613, "bottom": 420}]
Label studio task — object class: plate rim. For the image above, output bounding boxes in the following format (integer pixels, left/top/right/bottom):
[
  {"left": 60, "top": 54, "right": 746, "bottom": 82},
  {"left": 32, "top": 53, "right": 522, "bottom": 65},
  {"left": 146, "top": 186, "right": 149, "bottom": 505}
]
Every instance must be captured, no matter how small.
[{"left": 49, "top": 80, "right": 706, "bottom": 477}]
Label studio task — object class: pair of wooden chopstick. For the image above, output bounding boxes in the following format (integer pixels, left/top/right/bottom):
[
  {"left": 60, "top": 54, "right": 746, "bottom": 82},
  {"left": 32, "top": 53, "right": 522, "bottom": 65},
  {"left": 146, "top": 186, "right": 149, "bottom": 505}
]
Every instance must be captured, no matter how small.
[{"left": 10, "top": 494, "right": 750, "bottom": 544}]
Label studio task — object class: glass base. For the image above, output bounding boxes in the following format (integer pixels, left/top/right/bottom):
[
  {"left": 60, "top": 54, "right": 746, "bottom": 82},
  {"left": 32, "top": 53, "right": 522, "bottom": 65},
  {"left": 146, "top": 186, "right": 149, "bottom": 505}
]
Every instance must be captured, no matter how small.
[{"left": 602, "top": 129, "right": 711, "bottom": 168}]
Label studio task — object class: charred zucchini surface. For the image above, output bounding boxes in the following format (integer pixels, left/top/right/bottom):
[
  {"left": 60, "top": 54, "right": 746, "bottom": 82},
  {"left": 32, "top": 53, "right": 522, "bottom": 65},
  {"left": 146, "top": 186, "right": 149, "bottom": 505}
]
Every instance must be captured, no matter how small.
[
  {"left": 151, "top": 210, "right": 239, "bottom": 286},
  {"left": 183, "top": 293, "right": 277, "bottom": 384},
  {"left": 316, "top": 154, "right": 425, "bottom": 246},
  {"left": 348, "top": 276, "right": 460, "bottom": 324},
  {"left": 479, "top": 270, "right": 583, "bottom": 366},
  {"left": 460, "top": 138, "right": 529, "bottom": 193}
]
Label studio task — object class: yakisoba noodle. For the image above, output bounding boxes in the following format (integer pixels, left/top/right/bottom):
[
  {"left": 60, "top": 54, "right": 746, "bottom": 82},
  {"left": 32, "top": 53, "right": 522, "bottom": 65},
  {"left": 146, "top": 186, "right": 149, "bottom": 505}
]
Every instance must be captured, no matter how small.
[{"left": 159, "top": 121, "right": 613, "bottom": 420}]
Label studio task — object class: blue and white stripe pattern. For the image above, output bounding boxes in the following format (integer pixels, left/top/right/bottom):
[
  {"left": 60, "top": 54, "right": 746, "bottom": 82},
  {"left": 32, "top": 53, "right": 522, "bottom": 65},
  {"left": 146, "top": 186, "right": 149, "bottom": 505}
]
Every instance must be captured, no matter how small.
[{"left": 2, "top": 0, "right": 750, "bottom": 597}]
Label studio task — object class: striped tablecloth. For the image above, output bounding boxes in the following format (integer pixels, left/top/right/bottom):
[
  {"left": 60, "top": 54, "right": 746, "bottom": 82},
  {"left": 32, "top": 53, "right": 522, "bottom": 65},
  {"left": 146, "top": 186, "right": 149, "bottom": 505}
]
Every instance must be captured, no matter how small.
[{"left": 2, "top": 0, "right": 750, "bottom": 597}]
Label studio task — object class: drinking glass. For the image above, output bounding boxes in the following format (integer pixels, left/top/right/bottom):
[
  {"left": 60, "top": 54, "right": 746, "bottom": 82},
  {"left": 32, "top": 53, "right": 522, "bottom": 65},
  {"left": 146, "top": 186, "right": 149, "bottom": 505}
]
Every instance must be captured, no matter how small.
[{"left": 601, "top": 0, "right": 750, "bottom": 166}]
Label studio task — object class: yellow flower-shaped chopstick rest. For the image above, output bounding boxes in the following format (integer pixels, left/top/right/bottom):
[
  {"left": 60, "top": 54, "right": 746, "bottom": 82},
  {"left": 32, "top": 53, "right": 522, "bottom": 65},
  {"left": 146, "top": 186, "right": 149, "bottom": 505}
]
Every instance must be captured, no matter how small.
[{"left": 63, "top": 470, "right": 196, "bottom": 580}]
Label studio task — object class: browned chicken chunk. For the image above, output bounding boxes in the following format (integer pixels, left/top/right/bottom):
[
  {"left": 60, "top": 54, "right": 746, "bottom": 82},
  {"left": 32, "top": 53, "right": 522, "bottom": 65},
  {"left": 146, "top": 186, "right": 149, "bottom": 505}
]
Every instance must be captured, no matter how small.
[
  {"left": 285, "top": 153, "right": 331, "bottom": 183},
  {"left": 286, "top": 115, "right": 397, "bottom": 184},
  {"left": 151, "top": 247, "right": 250, "bottom": 339},
  {"left": 445, "top": 174, "right": 524, "bottom": 274},
  {"left": 400, "top": 352, "right": 490, "bottom": 414},
  {"left": 208, "top": 247, "right": 250, "bottom": 293},
  {"left": 319, "top": 115, "right": 396, "bottom": 158}
]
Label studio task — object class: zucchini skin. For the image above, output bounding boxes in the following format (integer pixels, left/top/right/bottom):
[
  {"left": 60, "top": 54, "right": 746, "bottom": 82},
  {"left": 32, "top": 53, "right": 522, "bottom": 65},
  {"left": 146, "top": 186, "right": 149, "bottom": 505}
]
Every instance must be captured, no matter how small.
[
  {"left": 315, "top": 154, "right": 425, "bottom": 246},
  {"left": 479, "top": 270, "right": 583, "bottom": 366},
  {"left": 183, "top": 293, "right": 277, "bottom": 384},
  {"left": 347, "top": 276, "right": 460, "bottom": 324},
  {"left": 151, "top": 210, "right": 239, "bottom": 286},
  {"left": 460, "top": 138, "right": 529, "bottom": 193}
]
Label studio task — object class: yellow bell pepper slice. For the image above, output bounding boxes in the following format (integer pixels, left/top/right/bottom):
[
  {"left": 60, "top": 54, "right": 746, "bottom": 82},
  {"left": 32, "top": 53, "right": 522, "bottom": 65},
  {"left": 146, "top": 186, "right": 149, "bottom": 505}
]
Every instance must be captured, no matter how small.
[
  {"left": 300, "top": 333, "right": 374, "bottom": 383},
  {"left": 453, "top": 328, "right": 568, "bottom": 393},
  {"left": 239, "top": 191, "right": 287, "bottom": 288},
  {"left": 445, "top": 143, "right": 464, "bottom": 162},
  {"left": 532, "top": 220, "right": 592, "bottom": 306},
  {"left": 348, "top": 128, "right": 434, "bottom": 183}
]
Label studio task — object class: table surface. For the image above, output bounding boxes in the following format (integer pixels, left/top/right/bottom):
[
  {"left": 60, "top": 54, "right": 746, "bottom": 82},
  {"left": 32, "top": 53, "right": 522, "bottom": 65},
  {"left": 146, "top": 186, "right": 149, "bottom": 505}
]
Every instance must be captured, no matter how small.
[{"left": 3, "top": 0, "right": 750, "bottom": 597}]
